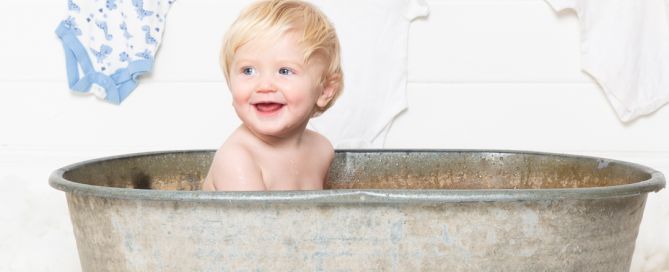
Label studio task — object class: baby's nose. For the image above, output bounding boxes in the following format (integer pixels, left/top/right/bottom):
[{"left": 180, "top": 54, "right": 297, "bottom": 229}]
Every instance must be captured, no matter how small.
[
  {"left": 255, "top": 88, "right": 276, "bottom": 93},
  {"left": 256, "top": 76, "right": 276, "bottom": 93}
]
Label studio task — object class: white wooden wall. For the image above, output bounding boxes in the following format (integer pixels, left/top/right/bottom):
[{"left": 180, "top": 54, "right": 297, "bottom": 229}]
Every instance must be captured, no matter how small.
[{"left": 1, "top": 0, "right": 667, "bottom": 271}]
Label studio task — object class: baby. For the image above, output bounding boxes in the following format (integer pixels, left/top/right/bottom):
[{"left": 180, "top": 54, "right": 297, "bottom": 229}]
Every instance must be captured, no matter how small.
[{"left": 202, "top": 0, "right": 343, "bottom": 191}]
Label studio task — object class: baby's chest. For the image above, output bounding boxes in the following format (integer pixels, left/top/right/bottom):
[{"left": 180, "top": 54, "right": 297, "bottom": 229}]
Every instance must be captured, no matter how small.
[{"left": 261, "top": 159, "right": 325, "bottom": 190}]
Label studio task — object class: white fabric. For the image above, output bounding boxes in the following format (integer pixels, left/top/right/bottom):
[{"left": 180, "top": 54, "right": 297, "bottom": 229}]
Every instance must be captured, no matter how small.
[
  {"left": 545, "top": 0, "right": 669, "bottom": 122},
  {"left": 308, "top": 0, "right": 430, "bottom": 148}
]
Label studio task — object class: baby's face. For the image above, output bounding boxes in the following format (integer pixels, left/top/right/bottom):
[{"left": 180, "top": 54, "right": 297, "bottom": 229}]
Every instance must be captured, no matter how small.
[{"left": 229, "top": 31, "right": 330, "bottom": 139}]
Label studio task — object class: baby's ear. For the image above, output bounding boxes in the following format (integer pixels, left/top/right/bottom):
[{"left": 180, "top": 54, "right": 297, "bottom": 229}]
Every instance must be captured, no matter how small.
[{"left": 316, "top": 74, "right": 340, "bottom": 108}]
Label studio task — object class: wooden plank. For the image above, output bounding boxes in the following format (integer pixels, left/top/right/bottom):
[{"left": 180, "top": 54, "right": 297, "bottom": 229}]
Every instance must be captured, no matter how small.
[
  {"left": 3, "top": 0, "right": 588, "bottom": 83},
  {"left": 3, "top": 81, "right": 668, "bottom": 152},
  {"left": 409, "top": 0, "right": 586, "bottom": 82},
  {"left": 0, "top": 82, "right": 237, "bottom": 148},
  {"left": 386, "top": 82, "right": 669, "bottom": 151}
]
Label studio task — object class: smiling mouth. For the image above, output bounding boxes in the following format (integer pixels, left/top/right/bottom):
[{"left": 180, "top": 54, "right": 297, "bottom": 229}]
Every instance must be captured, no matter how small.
[{"left": 254, "top": 102, "right": 285, "bottom": 114}]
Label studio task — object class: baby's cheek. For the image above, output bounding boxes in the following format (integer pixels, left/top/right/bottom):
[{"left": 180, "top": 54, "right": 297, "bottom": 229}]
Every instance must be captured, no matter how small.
[
  {"left": 230, "top": 97, "right": 249, "bottom": 114},
  {"left": 229, "top": 89, "right": 248, "bottom": 104},
  {"left": 288, "top": 95, "right": 313, "bottom": 112}
]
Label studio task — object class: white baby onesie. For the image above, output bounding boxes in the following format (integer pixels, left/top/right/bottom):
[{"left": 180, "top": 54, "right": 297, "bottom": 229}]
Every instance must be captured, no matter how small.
[
  {"left": 55, "top": 0, "right": 176, "bottom": 104},
  {"left": 545, "top": 0, "right": 669, "bottom": 122},
  {"left": 307, "top": 0, "right": 430, "bottom": 148}
]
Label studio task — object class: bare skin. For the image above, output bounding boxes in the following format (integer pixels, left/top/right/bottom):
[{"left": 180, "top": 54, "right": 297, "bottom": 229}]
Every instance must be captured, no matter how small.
[
  {"left": 202, "top": 125, "right": 333, "bottom": 191},
  {"left": 202, "top": 31, "right": 338, "bottom": 191}
]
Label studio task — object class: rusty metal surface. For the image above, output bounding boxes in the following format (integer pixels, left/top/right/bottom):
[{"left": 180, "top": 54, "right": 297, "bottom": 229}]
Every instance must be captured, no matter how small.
[{"left": 50, "top": 150, "right": 665, "bottom": 271}]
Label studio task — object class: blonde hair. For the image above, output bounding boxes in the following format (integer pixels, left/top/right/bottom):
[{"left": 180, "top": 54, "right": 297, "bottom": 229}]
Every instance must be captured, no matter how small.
[{"left": 221, "top": 0, "right": 343, "bottom": 114}]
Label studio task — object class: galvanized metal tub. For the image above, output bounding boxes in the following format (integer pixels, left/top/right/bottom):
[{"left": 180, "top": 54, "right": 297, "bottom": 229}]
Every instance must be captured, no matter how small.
[{"left": 50, "top": 150, "right": 665, "bottom": 271}]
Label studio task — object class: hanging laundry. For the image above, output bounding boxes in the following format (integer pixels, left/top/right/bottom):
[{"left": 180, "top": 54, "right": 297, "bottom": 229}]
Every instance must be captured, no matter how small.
[
  {"left": 308, "top": 0, "right": 430, "bottom": 148},
  {"left": 545, "top": 0, "right": 669, "bottom": 122},
  {"left": 55, "top": 0, "right": 176, "bottom": 104}
]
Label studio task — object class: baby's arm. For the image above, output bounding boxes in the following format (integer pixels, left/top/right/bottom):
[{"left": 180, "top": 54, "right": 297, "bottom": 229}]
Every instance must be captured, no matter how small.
[{"left": 202, "top": 146, "right": 266, "bottom": 191}]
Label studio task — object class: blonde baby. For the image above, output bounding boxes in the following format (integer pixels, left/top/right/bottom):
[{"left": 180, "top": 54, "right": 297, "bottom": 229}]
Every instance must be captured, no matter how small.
[{"left": 202, "top": 0, "right": 343, "bottom": 191}]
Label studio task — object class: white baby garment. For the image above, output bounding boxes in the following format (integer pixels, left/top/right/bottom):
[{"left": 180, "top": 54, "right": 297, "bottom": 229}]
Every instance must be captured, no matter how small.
[
  {"left": 307, "top": 0, "right": 430, "bottom": 148},
  {"left": 55, "top": 0, "right": 176, "bottom": 104},
  {"left": 545, "top": 0, "right": 669, "bottom": 122}
]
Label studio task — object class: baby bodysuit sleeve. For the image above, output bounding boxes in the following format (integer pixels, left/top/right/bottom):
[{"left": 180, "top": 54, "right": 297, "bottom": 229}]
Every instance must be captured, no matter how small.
[
  {"left": 544, "top": 0, "right": 577, "bottom": 12},
  {"left": 405, "top": 0, "right": 430, "bottom": 20}
]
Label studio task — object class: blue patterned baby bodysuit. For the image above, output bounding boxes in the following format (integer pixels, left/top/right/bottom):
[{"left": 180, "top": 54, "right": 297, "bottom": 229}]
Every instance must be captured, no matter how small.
[{"left": 55, "top": 0, "right": 175, "bottom": 104}]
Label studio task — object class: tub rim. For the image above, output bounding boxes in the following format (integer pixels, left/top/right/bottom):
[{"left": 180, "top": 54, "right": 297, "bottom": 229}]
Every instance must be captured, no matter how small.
[{"left": 49, "top": 149, "right": 666, "bottom": 203}]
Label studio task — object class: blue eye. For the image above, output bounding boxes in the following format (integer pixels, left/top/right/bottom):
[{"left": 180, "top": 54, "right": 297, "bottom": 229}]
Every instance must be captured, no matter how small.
[
  {"left": 242, "top": 67, "right": 256, "bottom": 76},
  {"left": 278, "top": 67, "right": 293, "bottom": 75}
]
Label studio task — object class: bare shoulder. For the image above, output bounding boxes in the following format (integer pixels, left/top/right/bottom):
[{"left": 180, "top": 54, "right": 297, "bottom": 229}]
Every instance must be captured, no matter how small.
[
  {"left": 203, "top": 139, "right": 265, "bottom": 191},
  {"left": 304, "top": 129, "right": 334, "bottom": 162},
  {"left": 302, "top": 130, "right": 334, "bottom": 189}
]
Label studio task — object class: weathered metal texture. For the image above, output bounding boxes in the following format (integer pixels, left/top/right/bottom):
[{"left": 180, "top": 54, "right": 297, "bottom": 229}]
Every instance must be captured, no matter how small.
[{"left": 50, "top": 150, "right": 665, "bottom": 272}]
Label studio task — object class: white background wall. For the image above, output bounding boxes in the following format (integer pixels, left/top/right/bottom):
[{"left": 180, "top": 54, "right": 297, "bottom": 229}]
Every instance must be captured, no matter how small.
[{"left": 1, "top": 0, "right": 668, "bottom": 271}]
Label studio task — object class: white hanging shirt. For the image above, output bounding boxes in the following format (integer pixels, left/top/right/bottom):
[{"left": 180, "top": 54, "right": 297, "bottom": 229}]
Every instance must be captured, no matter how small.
[
  {"left": 308, "top": 0, "right": 430, "bottom": 148},
  {"left": 545, "top": 0, "right": 669, "bottom": 122}
]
